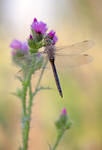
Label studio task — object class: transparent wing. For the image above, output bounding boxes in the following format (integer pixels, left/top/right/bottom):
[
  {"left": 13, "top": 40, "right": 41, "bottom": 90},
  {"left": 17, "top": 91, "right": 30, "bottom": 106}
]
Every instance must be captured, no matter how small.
[
  {"left": 15, "top": 52, "right": 49, "bottom": 77},
  {"left": 14, "top": 52, "right": 46, "bottom": 68},
  {"left": 55, "top": 54, "right": 93, "bottom": 69},
  {"left": 55, "top": 40, "right": 94, "bottom": 55}
]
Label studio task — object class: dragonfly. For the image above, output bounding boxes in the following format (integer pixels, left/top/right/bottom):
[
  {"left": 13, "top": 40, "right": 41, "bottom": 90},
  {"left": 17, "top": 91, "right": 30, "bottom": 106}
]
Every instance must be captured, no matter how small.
[
  {"left": 18, "top": 40, "right": 94, "bottom": 98},
  {"left": 41, "top": 40, "right": 94, "bottom": 98}
]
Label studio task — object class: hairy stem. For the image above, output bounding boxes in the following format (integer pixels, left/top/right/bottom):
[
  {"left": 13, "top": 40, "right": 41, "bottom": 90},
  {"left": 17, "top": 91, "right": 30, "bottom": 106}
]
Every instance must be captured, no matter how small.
[
  {"left": 51, "top": 130, "right": 65, "bottom": 150},
  {"left": 21, "top": 58, "right": 48, "bottom": 150}
]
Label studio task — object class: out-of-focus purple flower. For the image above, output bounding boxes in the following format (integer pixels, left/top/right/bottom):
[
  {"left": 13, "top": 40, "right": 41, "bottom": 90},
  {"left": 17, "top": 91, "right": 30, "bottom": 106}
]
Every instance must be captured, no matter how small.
[
  {"left": 61, "top": 108, "right": 67, "bottom": 115},
  {"left": 10, "top": 40, "right": 29, "bottom": 56},
  {"left": 47, "top": 30, "right": 58, "bottom": 45},
  {"left": 10, "top": 40, "right": 22, "bottom": 50},
  {"left": 31, "top": 18, "right": 48, "bottom": 35}
]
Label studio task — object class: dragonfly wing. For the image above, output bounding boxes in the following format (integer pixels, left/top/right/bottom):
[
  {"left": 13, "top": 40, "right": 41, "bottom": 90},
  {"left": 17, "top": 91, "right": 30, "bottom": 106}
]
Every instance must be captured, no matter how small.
[
  {"left": 16, "top": 52, "right": 48, "bottom": 77},
  {"left": 55, "top": 54, "right": 93, "bottom": 69},
  {"left": 56, "top": 40, "right": 94, "bottom": 55},
  {"left": 14, "top": 52, "right": 46, "bottom": 67}
]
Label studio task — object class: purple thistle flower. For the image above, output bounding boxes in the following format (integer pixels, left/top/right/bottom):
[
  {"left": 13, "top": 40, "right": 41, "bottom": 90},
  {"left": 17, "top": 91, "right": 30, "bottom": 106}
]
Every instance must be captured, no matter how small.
[
  {"left": 10, "top": 40, "right": 29, "bottom": 56},
  {"left": 48, "top": 30, "right": 56, "bottom": 37},
  {"left": 61, "top": 108, "right": 67, "bottom": 115},
  {"left": 31, "top": 18, "right": 48, "bottom": 35},
  {"left": 47, "top": 30, "right": 58, "bottom": 45},
  {"left": 55, "top": 108, "right": 71, "bottom": 130},
  {"left": 10, "top": 39, "right": 22, "bottom": 50}
]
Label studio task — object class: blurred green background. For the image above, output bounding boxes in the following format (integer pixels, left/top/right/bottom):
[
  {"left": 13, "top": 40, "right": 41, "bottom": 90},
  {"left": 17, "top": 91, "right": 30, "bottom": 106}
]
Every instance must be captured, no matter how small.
[{"left": 0, "top": 0, "right": 102, "bottom": 150}]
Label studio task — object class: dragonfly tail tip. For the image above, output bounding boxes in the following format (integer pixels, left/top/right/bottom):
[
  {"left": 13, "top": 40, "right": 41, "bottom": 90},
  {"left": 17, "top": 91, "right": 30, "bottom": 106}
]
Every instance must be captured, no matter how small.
[{"left": 60, "top": 91, "right": 63, "bottom": 98}]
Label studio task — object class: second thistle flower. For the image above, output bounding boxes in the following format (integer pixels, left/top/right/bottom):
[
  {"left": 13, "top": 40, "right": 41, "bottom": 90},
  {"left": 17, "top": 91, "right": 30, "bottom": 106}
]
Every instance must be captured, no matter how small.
[
  {"left": 55, "top": 108, "right": 72, "bottom": 131},
  {"left": 44, "top": 30, "right": 58, "bottom": 46},
  {"left": 10, "top": 39, "right": 29, "bottom": 57}
]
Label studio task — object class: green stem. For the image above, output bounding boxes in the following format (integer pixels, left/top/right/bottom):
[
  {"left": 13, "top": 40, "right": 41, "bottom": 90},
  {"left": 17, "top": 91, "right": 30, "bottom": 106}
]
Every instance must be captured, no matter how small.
[
  {"left": 21, "top": 58, "right": 48, "bottom": 150},
  {"left": 51, "top": 130, "right": 65, "bottom": 150},
  {"left": 22, "top": 81, "right": 33, "bottom": 150},
  {"left": 33, "top": 58, "right": 48, "bottom": 97},
  {"left": 22, "top": 85, "right": 27, "bottom": 115},
  {"left": 21, "top": 61, "right": 36, "bottom": 150}
]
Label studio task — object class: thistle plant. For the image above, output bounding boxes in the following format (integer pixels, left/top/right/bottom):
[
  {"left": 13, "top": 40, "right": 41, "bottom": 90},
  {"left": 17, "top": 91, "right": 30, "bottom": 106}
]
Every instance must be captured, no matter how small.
[
  {"left": 50, "top": 108, "right": 72, "bottom": 150},
  {"left": 10, "top": 18, "right": 71, "bottom": 150}
]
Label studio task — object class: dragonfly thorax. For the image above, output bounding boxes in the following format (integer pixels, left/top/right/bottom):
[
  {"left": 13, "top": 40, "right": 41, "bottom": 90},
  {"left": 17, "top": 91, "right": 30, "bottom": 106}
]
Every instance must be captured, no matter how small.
[{"left": 44, "top": 45, "right": 56, "bottom": 60}]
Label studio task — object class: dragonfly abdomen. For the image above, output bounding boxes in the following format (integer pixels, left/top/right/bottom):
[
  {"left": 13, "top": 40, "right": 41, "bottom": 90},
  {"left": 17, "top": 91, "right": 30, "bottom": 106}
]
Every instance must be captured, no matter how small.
[{"left": 49, "top": 59, "right": 63, "bottom": 98}]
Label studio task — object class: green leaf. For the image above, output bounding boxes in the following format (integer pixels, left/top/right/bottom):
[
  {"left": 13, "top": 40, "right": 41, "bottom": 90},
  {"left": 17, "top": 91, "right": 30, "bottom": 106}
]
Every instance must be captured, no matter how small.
[{"left": 16, "top": 88, "right": 23, "bottom": 98}]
